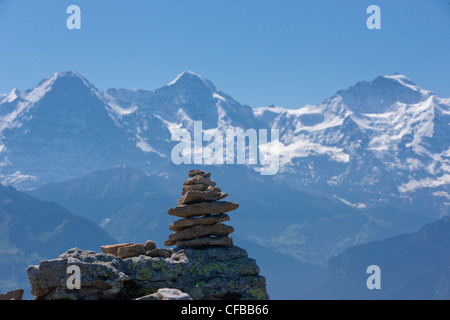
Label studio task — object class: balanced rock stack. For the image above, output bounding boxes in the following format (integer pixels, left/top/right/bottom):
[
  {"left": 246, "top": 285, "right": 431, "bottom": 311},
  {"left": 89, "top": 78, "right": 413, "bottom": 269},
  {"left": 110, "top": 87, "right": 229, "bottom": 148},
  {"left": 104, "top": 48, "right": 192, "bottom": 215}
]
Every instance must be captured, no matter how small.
[{"left": 164, "top": 170, "right": 239, "bottom": 248}]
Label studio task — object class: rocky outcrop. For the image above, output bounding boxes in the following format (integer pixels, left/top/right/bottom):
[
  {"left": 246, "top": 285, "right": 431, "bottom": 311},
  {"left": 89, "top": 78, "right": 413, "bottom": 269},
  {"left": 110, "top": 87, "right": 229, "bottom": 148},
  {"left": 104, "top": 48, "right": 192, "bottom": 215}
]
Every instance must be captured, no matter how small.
[
  {"left": 0, "top": 289, "right": 24, "bottom": 300},
  {"left": 27, "top": 246, "right": 269, "bottom": 300}
]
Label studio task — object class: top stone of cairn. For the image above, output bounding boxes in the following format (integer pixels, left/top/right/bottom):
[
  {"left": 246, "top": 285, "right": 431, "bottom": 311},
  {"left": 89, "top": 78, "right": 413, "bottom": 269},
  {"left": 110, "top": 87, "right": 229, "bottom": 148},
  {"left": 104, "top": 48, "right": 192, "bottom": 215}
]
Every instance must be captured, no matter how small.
[
  {"left": 188, "top": 169, "right": 210, "bottom": 178},
  {"left": 177, "top": 171, "right": 230, "bottom": 206}
]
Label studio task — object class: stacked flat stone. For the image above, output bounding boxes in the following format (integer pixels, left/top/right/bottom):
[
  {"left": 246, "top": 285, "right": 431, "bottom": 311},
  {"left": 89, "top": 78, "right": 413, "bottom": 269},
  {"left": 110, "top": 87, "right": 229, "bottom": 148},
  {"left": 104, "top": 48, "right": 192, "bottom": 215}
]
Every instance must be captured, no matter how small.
[{"left": 164, "top": 170, "right": 239, "bottom": 248}]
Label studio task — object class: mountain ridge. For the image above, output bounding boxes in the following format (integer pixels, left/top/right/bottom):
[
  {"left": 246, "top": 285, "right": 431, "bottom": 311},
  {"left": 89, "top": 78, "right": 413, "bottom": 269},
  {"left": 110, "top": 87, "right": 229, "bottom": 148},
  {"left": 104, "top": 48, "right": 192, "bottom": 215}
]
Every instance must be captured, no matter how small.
[
  {"left": 0, "top": 70, "right": 448, "bottom": 217},
  {"left": 313, "top": 217, "right": 450, "bottom": 299}
]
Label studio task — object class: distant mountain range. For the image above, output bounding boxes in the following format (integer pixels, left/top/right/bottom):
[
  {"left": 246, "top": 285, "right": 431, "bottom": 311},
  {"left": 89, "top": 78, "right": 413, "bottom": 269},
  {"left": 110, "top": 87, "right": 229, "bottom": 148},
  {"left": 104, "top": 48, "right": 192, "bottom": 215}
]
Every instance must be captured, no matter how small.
[
  {"left": 0, "top": 71, "right": 448, "bottom": 217},
  {"left": 313, "top": 217, "right": 450, "bottom": 300}
]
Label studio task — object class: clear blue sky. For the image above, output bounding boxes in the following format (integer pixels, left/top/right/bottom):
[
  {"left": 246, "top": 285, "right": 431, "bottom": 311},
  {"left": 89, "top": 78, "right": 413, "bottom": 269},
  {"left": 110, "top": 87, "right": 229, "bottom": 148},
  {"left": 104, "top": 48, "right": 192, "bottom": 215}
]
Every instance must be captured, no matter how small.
[{"left": 0, "top": 0, "right": 449, "bottom": 108}]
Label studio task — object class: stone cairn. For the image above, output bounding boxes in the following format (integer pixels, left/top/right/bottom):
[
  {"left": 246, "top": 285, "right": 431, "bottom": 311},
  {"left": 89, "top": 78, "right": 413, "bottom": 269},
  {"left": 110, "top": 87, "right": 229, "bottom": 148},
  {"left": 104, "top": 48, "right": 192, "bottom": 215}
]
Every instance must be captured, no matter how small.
[{"left": 164, "top": 169, "right": 238, "bottom": 248}]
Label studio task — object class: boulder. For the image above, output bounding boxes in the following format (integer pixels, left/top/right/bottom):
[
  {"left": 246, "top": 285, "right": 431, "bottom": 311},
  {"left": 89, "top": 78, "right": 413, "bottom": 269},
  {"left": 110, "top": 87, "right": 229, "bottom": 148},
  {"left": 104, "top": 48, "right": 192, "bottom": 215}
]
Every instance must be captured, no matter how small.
[
  {"left": 169, "top": 213, "right": 230, "bottom": 231},
  {"left": 144, "top": 240, "right": 156, "bottom": 251},
  {"left": 156, "top": 288, "right": 192, "bottom": 300},
  {"left": 27, "top": 248, "right": 128, "bottom": 299},
  {"left": 167, "top": 201, "right": 239, "bottom": 218}
]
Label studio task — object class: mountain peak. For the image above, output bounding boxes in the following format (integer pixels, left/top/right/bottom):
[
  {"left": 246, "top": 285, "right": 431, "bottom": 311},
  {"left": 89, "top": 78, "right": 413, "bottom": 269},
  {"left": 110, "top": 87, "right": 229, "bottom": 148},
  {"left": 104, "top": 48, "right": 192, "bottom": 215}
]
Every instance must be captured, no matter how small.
[
  {"left": 336, "top": 73, "right": 433, "bottom": 113},
  {"left": 1, "top": 88, "right": 20, "bottom": 103},
  {"left": 55, "top": 70, "right": 83, "bottom": 78},
  {"left": 52, "top": 71, "right": 94, "bottom": 87},
  {"left": 378, "top": 74, "right": 426, "bottom": 92},
  {"left": 24, "top": 71, "right": 97, "bottom": 103},
  {"left": 167, "top": 71, "right": 216, "bottom": 91},
  {"left": 37, "top": 71, "right": 95, "bottom": 90}
]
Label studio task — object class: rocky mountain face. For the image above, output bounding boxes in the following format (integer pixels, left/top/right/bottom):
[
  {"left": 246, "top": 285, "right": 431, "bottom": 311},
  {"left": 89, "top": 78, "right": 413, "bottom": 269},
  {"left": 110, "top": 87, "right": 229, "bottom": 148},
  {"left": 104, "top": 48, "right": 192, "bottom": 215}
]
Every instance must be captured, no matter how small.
[
  {"left": 0, "top": 72, "right": 152, "bottom": 188},
  {"left": 313, "top": 217, "right": 450, "bottom": 299},
  {"left": 255, "top": 74, "right": 450, "bottom": 216},
  {"left": 1, "top": 71, "right": 448, "bottom": 219},
  {"left": 27, "top": 246, "right": 268, "bottom": 300}
]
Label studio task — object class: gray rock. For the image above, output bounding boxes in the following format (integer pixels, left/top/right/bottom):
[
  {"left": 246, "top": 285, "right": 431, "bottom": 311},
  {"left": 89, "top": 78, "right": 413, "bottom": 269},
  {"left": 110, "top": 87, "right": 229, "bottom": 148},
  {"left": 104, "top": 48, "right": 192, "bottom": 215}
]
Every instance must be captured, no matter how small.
[
  {"left": 27, "top": 246, "right": 268, "bottom": 300},
  {"left": 27, "top": 248, "right": 129, "bottom": 299}
]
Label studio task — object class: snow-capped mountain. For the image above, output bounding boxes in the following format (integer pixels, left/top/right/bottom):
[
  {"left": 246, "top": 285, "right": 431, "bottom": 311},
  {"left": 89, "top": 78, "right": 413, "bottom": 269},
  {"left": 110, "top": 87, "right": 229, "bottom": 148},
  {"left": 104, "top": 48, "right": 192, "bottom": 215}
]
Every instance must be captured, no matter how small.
[
  {"left": 104, "top": 70, "right": 262, "bottom": 160},
  {"left": 0, "top": 71, "right": 157, "bottom": 187},
  {"left": 255, "top": 74, "right": 450, "bottom": 216},
  {"left": 0, "top": 70, "right": 448, "bottom": 217},
  {"left": 107, "top": 71, "right": 259, "bottom": 129}
]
